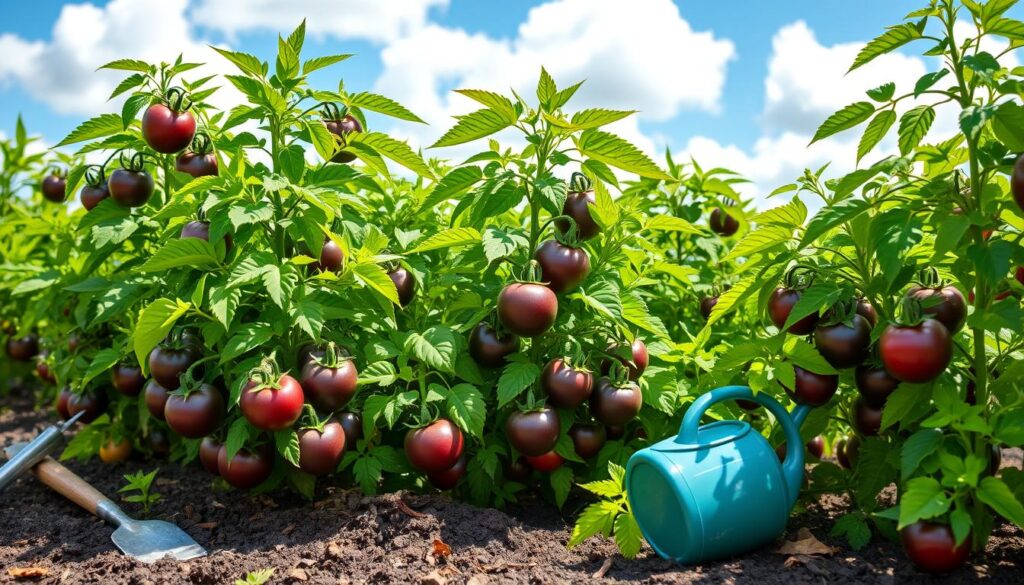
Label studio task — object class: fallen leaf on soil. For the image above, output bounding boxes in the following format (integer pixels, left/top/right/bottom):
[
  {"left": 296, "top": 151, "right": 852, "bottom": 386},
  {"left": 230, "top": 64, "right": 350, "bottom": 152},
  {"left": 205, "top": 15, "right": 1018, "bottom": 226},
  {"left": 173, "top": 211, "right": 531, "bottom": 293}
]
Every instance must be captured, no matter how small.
[
  {"left": 432, "top": 539, "right": 452, "bottom": 557},
  {"left": 397, "top": 498, "right": 427, "bottom": 518},
  {"left": 195, "top": 522, "right": 218, "bottom": 529},
  {"left": 775, "top": 528, "right": 838, "bottom": 557},
  {"left": 7, "top": 567, "right": 49, "bottom": 579},
  {"left": 592, "top": 558, "right": 613, "bottom": 579}
]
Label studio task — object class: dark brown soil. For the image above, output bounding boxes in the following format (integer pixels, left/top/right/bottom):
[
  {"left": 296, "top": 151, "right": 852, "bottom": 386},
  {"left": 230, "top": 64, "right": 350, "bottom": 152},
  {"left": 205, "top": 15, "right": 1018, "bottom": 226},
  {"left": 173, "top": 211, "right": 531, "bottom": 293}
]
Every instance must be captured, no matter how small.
[{"left": 2, "top": 395, "right": 1022, "bottom": 585}]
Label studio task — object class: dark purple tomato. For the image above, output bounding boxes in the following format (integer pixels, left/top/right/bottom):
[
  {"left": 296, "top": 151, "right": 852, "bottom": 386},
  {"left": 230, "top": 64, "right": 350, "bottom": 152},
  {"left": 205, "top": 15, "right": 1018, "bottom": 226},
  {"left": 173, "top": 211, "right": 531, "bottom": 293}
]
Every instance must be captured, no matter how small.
[
  {"left": 427, "top": 453, "right": 467, "bottom": 490},
  {"left": 148, "top": 343, "right": 202, "bottom": 391},
  {"left": 388, "top": 267, "right": 416, "bottom": 307},
  {"left": 324, "top": 115, "right": 362, "bottom": 163},
  {"left": 67, "top": 334, "right": 81, "bottom": 353},
  {"left": 856, "top": 300, "right": 878, "bottom": 326},
  {"left": 199, "top": 437, "right": 221, "bottom": 474},
  {"left": 601, "top": 338, "right": 649, "bottom": 381},
  {"left": 6, "top": 334, "right": 39, "bottom": 362},
  {"left": 142, "top": 103, "right": 197, "bottom": 154},
  {"left": 497, "top": 283, "right": 558, "bottom": 337},
  {"left": 605, "top": 424, "right": 626, "bottom": 440},
  {"left": 556, "top": 190, "right": 599, "bottom": 240},
  {"left": 855, "top": 365, "right": 900, "bottom": 408},
  {"left": 298, "top": 421, "right": 346, "bottom": 476},
  {"left": 112, "top": 364, "right": 145, "bottom": 397},
  {"left": 569, "top": 423, "right": 606, "bottom": 459},
  {"left": 80, "top": 183, "right": 110, "bottom": 210},
  {"left": 217, "top": 444, "right": 274, "bottom": 489},
  {"left": 41, "top": 174, "right": 67, "bottom": 202},
  {"left": 908, "top": 286, "right": 967, "bottom": 333},
  {"left": 144, "top": 379, "right": 170, "bottom": 420},
  {"left": 405, "top": 419, "right": 464, "bottom": 473},
  {"left": 879, "top": 319, "right": 952, "bottom": 383},
  {"left": 535, "top": 240, "right": 590, "bottom": 293},
  {"left": 108, "top": 168, "right": 154, "bottom": 207},
  {"left": 336, "top": 411, "right": 362, "bottom": 447},
  {"left": 164, "top": 384, "right": 225, "bottom": 438},
  {"left": 505, "top": 408, "right": 560, "bottom": 457},
  {"left": 806, "top": 436, "right": 825, "bottom": 459},
  {"left": 468, "top": 322, "right": 519, "bottom": 368},
  {"left": 35, "top": 357, "right": 55, "bottom": 384},
  {"left": 1013, "top": 154, "right": 1024, "bottom": 212},
  {"left": 541, "top": 358, "right": 593, "bottom": 409},
  {"left": 844, "top": 434, "right": 861, "bottom": 467},
  {"left": 590, "top": 378, "right": 643, "bottom": 425},
  {"left": 853, "top": 398, "right": 883, "bottom": 436},
  {"left": 814, "top": 314, "right": 871, "bottom": 369},
  {"left": 901, "top": 521, "right": 970, "bottom": 574},
  {"left": 315, "top": 240, "right": 344, "bottom": 272},
  {"left": 175, "top": 152, "right": 218, "bottom": 178},
  {"left": 56, "top": 387, "right": 72, "bottom": 420},
  {"left": 782, "top": 366, "right": 839, "bottom": 407},
  {"left": 239, "top": 375, "right": 305, "bottom": 431},
  {"left": 180, "top": 220, "right": 210, "bottom": 240},
  {"left": 525, "top": 450, "right": 564, "bottom": 472},
  {"left": 709, "top": 208, "right": 739, "bottom": 236},
  {"left": 768, "top": 288, "right": 819, "bottom": 335},
  {"left": 67, "top": 391, "right": 106, "bottom": 424},
  {"left": 300, "top": 357, "right": 358, "bottom": 412},
  {"left": 504, "top": 456, "right": 532, "bottom": 481},
  {"left": 835, "top": 438, "right": 850, "bottom": 469},
  {"left": 700, "top": 296, "right": 718, "bottom": 320}
]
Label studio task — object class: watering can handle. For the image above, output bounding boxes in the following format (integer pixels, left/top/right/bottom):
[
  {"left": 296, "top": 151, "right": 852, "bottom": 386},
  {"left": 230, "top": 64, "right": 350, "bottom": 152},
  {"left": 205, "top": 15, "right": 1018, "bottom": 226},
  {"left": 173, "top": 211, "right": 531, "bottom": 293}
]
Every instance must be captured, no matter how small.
[{"left": 678, "top": 385, "right": 811, "bottom": 503}]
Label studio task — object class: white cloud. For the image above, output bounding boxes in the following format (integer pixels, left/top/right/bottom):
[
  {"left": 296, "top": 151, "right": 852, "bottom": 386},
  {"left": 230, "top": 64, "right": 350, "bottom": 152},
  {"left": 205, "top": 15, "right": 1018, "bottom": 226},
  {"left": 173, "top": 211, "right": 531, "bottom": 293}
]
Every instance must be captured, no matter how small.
[
  {"left": 190, "top": 0, "right": 448, "bottom": 43},
  {"left": 0, "top": 0, "right": 237, "bottom": 117},
  {"left": 373, "top": 0, "right": 735, "bottom": 158}
]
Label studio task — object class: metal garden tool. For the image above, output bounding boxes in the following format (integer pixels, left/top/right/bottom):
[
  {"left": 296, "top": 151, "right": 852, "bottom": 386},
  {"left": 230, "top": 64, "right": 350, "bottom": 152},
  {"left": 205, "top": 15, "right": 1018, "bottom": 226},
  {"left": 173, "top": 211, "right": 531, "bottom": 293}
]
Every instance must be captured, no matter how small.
[
  {"left": 0, "top": 410, "right": 83, "bottom": 491},
  {"left": 3, "top": 444, "right": 207, "bottom": 563}
]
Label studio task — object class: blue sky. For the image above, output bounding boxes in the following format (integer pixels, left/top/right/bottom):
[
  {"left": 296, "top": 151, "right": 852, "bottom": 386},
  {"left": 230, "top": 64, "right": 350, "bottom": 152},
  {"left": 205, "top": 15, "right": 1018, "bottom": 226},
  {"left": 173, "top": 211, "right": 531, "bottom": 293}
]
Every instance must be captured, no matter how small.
[{"left": 0, "top": 1, "right": 1017, "bottom": 200}]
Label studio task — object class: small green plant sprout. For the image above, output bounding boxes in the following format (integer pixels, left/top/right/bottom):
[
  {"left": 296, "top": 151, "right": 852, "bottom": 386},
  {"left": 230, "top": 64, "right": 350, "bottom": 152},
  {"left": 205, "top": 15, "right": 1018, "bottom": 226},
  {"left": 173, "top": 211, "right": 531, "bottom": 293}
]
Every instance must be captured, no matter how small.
[
  {"left": 235, "top": 568, "right": 275, "bottom": 585},
  {"left": 118, "top": 469, "right": 162, "bottom": 516},
  {"left": 567, "top": 462, "right": 643, "bottom": 558}
]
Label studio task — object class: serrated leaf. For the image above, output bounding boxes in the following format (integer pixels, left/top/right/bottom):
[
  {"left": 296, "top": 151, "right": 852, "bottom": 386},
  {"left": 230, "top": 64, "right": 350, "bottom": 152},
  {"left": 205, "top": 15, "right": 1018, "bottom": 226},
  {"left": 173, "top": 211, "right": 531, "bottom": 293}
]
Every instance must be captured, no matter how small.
[
  {"left": 569, "top": 108, "right": 635, "bottom": 130},
  {"left": 453, "top": 89, "right": 517, "bottom": 123},
  {"left": 978, "top": 476, "right": 1024, "bottom": 528},
  {"left": 866, "top": 82, "right": 896, "bottom": 102},
  {"left": 404, "top": 327, "right": 458, "bottom": 373},
  {"left": 897, "top": 105, "right": 935, "bottom": 155},
  {"left": 81, "top": 348, "right": 122, "bottom": 386},
  {"left": 56, "top": 114, "right": 124, "bottom": 147},
  {"left": 350, "top": 132, "right": 433, "bottom": 178},
  {"left": 354, "top": 262, "right": 400, "bottom": 305},
  {"left": 898, "top": 477, "right": 950, "bottom": 528},
  {"left": 613, "top": 512, "right": 643, "bottom": 559},
  {"left": 139, "top": 238, "right": 218, "bottom": 272},
  {"left": 275, "top": 430, "right": 301, "bottom": 466},
  {"left": 447, "top": 384, "right": 486, "bottom": 439},
  {"left": 431, "top": 108, "right": 515, "bottom": 148},
  {"left": 811, "top": 102, "right": 875, "bottom": 143},
  {"left": 576, "top": 130, "right": 671, "bottom": 180},
  {"left": 133, "top": 299, "right": 190, "bottom": 371},
  {"left": 850, "top": 23, "right": 923, "bottom": 72},
  {"left": 420, "top": 166, "right": 482, "bottom": 211},
  {"left": 857, "top": 110, "right": 896, "bottom": 162},
  {"left": 302, "top": 53, "right": 352, "bottom": 75},
  {"left": 497, "top": 362, "right": 541, "bottom": 407},
  {"left": 901, "top": 429, "right": 943, "bottom": 478},
  {"left": 211, "top": 46, "right": 265, "bottom": 77},
  {"left": 783, "top": 338, "right": 837, "bottom": 375},
  {"left": 408, "top": 228, "right": 481, "bottom": 254},
  {"left": 567, "top": 501, "right": 619, "bottom": 548}
]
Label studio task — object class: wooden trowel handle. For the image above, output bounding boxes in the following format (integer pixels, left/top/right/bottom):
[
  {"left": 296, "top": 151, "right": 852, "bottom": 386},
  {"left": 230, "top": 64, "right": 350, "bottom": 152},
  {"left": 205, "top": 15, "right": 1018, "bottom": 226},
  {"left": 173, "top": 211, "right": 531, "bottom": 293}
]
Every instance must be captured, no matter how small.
[{"left": 31, "top": 456, "right": 111, "bottom": 517}]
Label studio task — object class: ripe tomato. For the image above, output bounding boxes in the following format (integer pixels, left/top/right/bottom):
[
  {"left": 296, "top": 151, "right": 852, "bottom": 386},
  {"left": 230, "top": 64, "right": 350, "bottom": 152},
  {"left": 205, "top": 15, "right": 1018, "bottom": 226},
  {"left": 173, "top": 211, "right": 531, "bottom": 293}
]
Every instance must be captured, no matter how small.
[
  {"left": 1012, "top": 154, "right": 1024, "bottom": 212},
  {"left": 901, "top": 521, "right": 970, "bottom": 574},
  {"left": 767, "top": 288, "right": 819, "bottom": 335},
  {"left": 144, "top": 379, "right": 170, "bottom": 420},
  {"left": 240, "top": 375, "right": 305, "bottom": 431},
  {"left": 601, "top": 338, "right": 649, "bottom": 380},
  {"left": 324, "top": 115, "right": 362, "bottom": 163},
  {"left": 108, "top": 168, "right": 154, "bottom": 207},
  {"left": 298, "top": 421, "right": 346, "bottom": 476},
  {"left": 541, "top": 358, "right": 594, "bottom": 408},
  {"left": 67, "top": 391, "right": 107, "bottom": 423},
  {"left": 856, "top": 299, "right": 878, "bottom": 326},
  {"left": 112, "top": 364, "right": 145, "bottom": 397},
  {"left": 41, "top": 173, "right": 67, "bottom": 202},
  {"left": 853, "top": 398, "right": 883, "bottom": 436},
  {"left": 300, "top": 354, "right": 358, "bottom": 412},
  {"left": 427, "top": 453, "right": 468, "bottom": 490},
  {"left": 855, "top": 365, "right": 900, "bottom": 408},
  {"left": 908, "top": 286, "right": 966, "bottom": 333},
  {"left": 806, "top": 435, "right": 824, "bottom": 459},
  {"left": 709, "top": 208, "right": 739, "bottom": 236},
  {"left": 556, "top": 190, "right": 599, "bottom": 240},
  {"left": 315, "top": 240, "right": 344, "bottom": 272},
  {"left": 180, "top": 220, "right": 211, "bottom": 240},
  {"left": 782, "top": 366, "right": 838, "bottom": 407},
  {"left": 505, "top": 408, "right": 560, "bottom": 457},
  {"left": 405, "top": 419, "right": 464, "bottom": 473},
  {"left": 6, "top": 334, "right": 39, "bottom": 362},
  {"left": 217, "top": 444, "right": 274, "bottom": 489},
  {"left": 388, "top": 267, "right": 416, "bottom": 307},
  {"left": 148, "top": 343, "right": 202, "bottom": 390},
  {"left": 700, "top": 296, "right": 718, "bottom": 320},
  {"left": 468, "top": 322, "right": 519, "bottom": 368},
  {"left": 843, "top": 434, "right": 861, "bottom": 468},
  {"left": 879, "top": 319, "right": 952, "bottom": 383},
  {"left": 36, "top": 358, "right": 55, "bottom": 384},
  {"left": 497, "top": 283, "right": 558, "bottom": 337},
  {"left": 336, "top": 411, "right": 363, "bottom": 446},
  {"left": 525, "top": 450, "right": 564, "bottom": 472},
  {"left": 569, "top": 423, "right": 606, "bottom": 459},
  {"left": 164, "top": 384, "right": 225, "bottom": 439},
  {"left": 535, "top": 240, "right": 590, "bottom": 293},
  {"left": 814, "top": 314, "right": 871, "bottom": 369},
  {"left": 142, "top": 103, "right": 197, "bottom": 154},
  {"left": 199, "top": 437, "right": 221, "bottom": 474},
  {"left": 175, "top": 152, "right": 218, "bottom": 178},
  {"left": 80, "top": 183, "right": 110, "bottom": 210},
  {"left": 590, "top": 377, "right": 643, "bottom": 425},
  {"left": 504, "top": 456, "right": 532, "bottom": 481},
  {"left": 56, "top": 387, "right": 72, "bottom": 420},
  {"left": 99, "top": 438, "right": 132, "bottom": 464}
]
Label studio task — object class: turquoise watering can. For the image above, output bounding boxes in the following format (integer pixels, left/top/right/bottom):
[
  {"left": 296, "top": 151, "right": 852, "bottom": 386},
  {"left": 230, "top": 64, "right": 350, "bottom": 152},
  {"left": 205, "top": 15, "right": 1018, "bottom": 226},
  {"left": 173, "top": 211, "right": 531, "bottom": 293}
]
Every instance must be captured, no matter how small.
[{"left": 625, "top": 385, "right": 811, "bottom": 563}]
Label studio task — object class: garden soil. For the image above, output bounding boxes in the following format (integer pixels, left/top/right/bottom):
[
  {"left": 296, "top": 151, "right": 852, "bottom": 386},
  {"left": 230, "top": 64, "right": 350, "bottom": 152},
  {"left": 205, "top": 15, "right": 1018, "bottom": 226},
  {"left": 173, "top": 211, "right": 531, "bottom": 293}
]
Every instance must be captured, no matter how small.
[{"left": 2, "top": 394, "right": 1022, "bottom": 585}]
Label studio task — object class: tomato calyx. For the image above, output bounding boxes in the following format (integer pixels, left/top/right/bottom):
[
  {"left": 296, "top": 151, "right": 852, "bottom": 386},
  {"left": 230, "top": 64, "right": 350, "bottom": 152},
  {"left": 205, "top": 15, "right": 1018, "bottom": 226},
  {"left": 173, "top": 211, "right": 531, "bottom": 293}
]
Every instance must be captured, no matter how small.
[
  {"left": 781, "top": 264, "right": 816, "bottom": 292},
  {"left": 83, "top": 164, "right": 105, "bottom": 188},
  {"left": 307, "top": 341, "right": 352, "bottom": 370},
  {"left": 893, "top": 295, "right": 929, "bottom": 327},
  {"left": 188, "top": 131, "right": 214, "bottom": 156},
  {"left": 245, "top": 354, "right": 288, "bottom": 392},
  {"left": 159, "top": 86, "right": 195, "bottom": 114},
  {"left": 298, "top": 403, "right": 329, "bottom": 433},
  {"left": 568, "top": 171, "right": 591, "bottom": 194}
]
